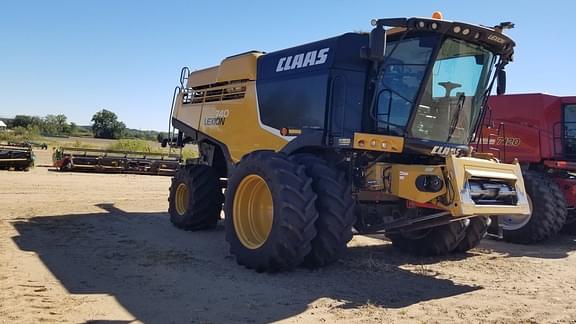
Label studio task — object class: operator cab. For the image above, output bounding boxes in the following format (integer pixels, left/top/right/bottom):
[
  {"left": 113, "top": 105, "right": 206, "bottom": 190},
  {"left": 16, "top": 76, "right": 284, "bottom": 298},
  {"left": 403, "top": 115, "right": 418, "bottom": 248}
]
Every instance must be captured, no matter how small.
[
  {"left": 562, "top": 103, "right": 576, "bottom": 157},
  {"left": 364, "top": 16, "right": 515, "bottom": 157}
]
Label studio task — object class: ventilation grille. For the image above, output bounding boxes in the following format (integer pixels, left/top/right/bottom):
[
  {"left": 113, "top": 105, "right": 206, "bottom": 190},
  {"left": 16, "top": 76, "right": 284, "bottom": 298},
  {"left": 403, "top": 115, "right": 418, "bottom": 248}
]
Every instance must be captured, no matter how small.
[{"left": 183, "top": 79, "right": 248, "bottom": 104}]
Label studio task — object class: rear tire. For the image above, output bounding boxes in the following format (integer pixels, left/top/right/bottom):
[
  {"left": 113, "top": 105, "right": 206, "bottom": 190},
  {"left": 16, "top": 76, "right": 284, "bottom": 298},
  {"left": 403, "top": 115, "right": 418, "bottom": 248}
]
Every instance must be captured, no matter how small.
[
  {"left": 291, "top": 153, "right": 356, "bottom": 268},
  {"left": 454, "top": 217, "right": 490, "bottom": 253},
  {"left": 501, "top": 171, "right": 566, "bottom": 243},
  {"left": 225, "top": 151, "right": 318, "bottom": 272},
  {"left": 168, "top": 165, "right": 223, "bottom": 230},
  {"left": 388, "top": 220, "right": 467, "bottom": 256}
]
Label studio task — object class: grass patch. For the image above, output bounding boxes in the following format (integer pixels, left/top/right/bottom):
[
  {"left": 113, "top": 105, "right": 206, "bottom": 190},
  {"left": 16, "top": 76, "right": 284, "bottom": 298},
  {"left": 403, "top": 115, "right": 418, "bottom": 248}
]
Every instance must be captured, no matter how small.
[
  {"left": 108, "top": 139, "right": 198, "bottom": 160},
  {"left": 180, "top": 147, "right": 198, "bottom": 160},
  {"left": 70, "top": 140, "right": 96, "bottom": 149},
  {"left": 108, "top": 139, "right": 159, "bottom": 152}
]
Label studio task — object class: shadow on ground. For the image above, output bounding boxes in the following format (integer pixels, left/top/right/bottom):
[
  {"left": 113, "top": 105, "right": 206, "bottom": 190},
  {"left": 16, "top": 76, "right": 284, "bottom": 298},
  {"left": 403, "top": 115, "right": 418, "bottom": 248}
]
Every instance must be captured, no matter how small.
[
  {"left": 478, "top": 234, "right": 576, "bottom": 259},
  {"left": 11, "top": 204, "right": 538, "bottom": 323}
]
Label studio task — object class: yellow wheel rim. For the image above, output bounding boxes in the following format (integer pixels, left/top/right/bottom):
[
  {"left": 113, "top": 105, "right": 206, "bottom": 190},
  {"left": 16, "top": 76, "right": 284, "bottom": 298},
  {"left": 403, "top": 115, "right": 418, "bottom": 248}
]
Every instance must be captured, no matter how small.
[
  {"left": 175, "top": 183, "right": 189, "bottom": 216},
  {"left": 233, "top": 175, "right": 274, "bottom": 249}
]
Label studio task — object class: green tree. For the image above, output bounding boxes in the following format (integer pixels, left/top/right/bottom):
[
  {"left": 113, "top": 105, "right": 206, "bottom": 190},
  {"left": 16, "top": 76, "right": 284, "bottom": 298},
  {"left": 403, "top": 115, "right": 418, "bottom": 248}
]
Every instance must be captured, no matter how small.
[
  {"left": 13, "top": 115, "right": 42, "bottom": 128},
  {"left": 91, "top": 109, "right": 126, "bottom": 139},
  {"left": 41, "top": 114, "right": 71, "bottom": 135},
  {"left": 42, "top": 115, "right": 58, "bottom": 135},
  {"left": 69, "top": 122, "right": 78, "bottom": 134},
  {"left": 53, "top": 114, "right": 69, "bottom": 133}
]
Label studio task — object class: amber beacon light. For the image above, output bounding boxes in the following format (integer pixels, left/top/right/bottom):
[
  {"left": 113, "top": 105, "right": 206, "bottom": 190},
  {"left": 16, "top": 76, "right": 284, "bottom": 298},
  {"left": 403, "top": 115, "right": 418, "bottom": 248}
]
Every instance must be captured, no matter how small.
[{"left": 432, "top": 11, "right": 443, "bottom": 19}]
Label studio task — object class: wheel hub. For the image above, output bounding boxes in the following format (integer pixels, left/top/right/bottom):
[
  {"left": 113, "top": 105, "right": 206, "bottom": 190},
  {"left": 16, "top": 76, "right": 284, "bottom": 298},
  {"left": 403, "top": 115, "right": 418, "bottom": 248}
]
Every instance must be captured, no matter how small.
[
  {"left": 175, "top": 183, "right": 189, "bottom": 216},
  {"left": 233, "top": 175, "right": 274, "bottom": 249},
  {"left": 501, "top": 194, "right": 533, "bottom": 230}
]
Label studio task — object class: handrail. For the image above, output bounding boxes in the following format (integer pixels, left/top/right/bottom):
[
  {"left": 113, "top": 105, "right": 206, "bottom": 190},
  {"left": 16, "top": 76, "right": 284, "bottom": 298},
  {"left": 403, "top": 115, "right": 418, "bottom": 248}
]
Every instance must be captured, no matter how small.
[
  {"left": 168, "top": 85, "right": 181, "bottom": 147},
  {"left": 179, "top": 67, "right": 190, "bottom": 88}
]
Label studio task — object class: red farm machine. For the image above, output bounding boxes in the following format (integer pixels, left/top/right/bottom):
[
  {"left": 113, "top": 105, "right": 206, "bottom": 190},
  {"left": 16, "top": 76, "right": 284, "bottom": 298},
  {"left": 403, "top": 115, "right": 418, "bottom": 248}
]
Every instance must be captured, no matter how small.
[{"left": 476, "top": 93, "right": 576, "bottom": 243}]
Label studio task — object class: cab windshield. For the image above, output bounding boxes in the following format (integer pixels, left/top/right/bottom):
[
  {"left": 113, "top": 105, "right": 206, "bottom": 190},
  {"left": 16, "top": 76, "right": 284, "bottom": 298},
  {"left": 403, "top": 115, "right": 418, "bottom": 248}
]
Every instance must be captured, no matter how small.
[
  {"left": 374, "top": 36, "right": 496, "bottom": 144},
  {"left": 412, "top": 38, "right": 495, "bottom": 143}
]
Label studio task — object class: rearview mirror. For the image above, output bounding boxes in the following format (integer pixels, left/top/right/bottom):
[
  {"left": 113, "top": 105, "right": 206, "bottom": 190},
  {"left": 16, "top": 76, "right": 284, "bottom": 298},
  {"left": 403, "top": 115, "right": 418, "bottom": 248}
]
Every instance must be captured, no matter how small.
[
  {"left": 368, "top": 26, "right": 387, "bottom": 61},
  {"left": 496, "top": 69, "right": 506, "bottom": 95}
]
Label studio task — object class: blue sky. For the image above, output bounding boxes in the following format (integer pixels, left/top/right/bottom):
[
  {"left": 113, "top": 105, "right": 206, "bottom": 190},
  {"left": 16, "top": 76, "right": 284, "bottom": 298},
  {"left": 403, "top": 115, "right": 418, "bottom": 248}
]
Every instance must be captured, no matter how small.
[{"left": 0, "top": 1, "right": 574, "bottom": 130}]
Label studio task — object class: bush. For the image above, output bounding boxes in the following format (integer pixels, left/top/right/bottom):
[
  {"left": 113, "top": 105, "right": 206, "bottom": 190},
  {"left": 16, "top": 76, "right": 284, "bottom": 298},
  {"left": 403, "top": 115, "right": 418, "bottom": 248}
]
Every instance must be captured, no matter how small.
[{"left": 0, "top": 126, "right": 39, "bottom": 142}]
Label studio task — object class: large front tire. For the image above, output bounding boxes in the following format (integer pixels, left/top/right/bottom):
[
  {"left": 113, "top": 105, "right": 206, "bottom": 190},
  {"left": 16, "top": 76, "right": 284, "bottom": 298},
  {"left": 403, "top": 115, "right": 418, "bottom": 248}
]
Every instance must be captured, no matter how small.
[
  {"left": 388, "top": 220, "right": 467, "bottom": 256},
  {"left": 168, "top": 165, "right": 223, "bottom": 230},
  {"left": 454, "top": 217, "right": 490, "bottom": 253},
  {"left": 500, "top": 171, "right": 566, "bottom": 243},
  {"left": 291, "top": 154, "right": 356, "bottom": 268},
  {"left": 225, "top": 151, "right": 318, "bottom": 272}
]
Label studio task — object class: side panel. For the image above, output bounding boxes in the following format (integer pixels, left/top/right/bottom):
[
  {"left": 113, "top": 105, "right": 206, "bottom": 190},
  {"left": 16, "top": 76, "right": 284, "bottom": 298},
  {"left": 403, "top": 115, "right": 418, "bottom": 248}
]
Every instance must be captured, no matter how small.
[
  {"left": 477, "top": 121, "right": 542, "bottom": 163},
  {"left": 482, "top": 94, "right": 562, "bottom": 162},
  {"left": 173, "top": 92, "right": 202, "bottom": 131},
  {"left": 256, "top": 33, "right": 368, "bottom": 134},
  {"left": 256, "top": 71, "right": 329, "bottom": 130},
  {"left": 198, "top": 82, "right": 288, "bottom": 162}
]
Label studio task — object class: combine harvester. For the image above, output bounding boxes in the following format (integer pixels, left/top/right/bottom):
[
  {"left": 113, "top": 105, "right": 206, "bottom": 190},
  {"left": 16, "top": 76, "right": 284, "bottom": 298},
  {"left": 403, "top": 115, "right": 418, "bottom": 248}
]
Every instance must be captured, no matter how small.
[
  {"left": 164, "top": 13, "right": 531, "bottom": 272},
  {"left": 53, "top": 147, "right": 180, "bottom": 176},
  {"left": 476, "top": 93, "right": 576, "bottom": 242},
  {"left": 0, "top": 143, "right": 35, "bottom": 171}
]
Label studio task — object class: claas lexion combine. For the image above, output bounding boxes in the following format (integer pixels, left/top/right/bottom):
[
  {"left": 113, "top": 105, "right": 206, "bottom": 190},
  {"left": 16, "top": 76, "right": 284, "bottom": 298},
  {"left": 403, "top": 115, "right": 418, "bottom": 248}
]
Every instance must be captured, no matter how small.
[{"left": 166, "top": 13, "right": 530, "bottom": 272}]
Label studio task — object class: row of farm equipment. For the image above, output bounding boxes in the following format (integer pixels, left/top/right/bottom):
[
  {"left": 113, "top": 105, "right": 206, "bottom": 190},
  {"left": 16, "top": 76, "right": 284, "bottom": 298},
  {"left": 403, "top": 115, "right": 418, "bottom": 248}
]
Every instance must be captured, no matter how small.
[{"left": 0, "top": 143, "right": 180, "bottom": 176}]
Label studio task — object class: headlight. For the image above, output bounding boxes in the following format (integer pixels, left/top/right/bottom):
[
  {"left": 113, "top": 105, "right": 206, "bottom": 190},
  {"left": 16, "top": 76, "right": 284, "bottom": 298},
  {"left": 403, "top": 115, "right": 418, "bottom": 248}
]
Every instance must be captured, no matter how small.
[{"left": 415, "top": 175, "right": 444, "bottom": 193}]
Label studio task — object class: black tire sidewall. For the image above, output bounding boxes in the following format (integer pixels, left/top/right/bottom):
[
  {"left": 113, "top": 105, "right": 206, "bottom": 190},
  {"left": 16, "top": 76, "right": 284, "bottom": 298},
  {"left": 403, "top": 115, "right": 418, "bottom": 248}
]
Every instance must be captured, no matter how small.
[
  {"left": 224, "top": 151, "right": 318, "bottom": 271},
  {"left": 389, "top": 220, "right": 467, "bottom": 256},
  {"left": 454, "top": 216, "right": 490, "bottom": 253},
  {"left": 168, "top": 165, "right": 221, "bottom": 230},
  {"left": 502, "top": 171, "right": 566, "bottom": 243},
  {"left": 291, "top": 153, "right": 356, "bottom": 267}
]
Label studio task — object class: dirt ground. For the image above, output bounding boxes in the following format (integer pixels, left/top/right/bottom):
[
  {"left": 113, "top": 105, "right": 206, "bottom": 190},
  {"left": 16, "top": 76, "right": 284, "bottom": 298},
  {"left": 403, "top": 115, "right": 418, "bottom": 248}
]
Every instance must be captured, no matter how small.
[{"left": 1, "top": 150, "right": 576, "bottom": 324}]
